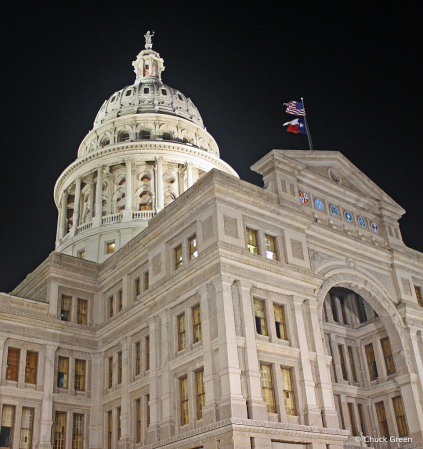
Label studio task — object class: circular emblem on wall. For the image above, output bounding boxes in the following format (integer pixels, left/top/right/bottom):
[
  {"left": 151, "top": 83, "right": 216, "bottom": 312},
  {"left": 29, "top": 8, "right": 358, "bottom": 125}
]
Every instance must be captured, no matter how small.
[
  {"left": 371, "top": 222, "right": 379, "bottom": 233},
  {"left": 329, "top": 204, "right": 339, "bottom": 216},
  {"left": 314, "top": 198, "right": 324, "bottom": 211},
  {"left": 344, "top": 210, "right": 353, "bottom": 222},
  {"left": 299, "top": 191, "right": 309, "bottom": 204},
  {"left": 358, "top": 216, "right": 367, "bottom": 228}
]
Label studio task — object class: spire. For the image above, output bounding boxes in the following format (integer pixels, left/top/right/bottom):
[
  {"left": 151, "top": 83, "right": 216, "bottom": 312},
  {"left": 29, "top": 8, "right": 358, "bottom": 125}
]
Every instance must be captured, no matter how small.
[{"left": 132, "top": 32, "right": 165, "bottom": 83}]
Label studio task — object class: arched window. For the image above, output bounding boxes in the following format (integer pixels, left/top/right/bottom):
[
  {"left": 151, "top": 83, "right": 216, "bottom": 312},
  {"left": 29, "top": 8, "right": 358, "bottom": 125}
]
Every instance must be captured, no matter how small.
[
  {"left": 164, "top": 192, "right": 175, "bottom": 205},
  {"left": 163, "top": 132, "right": 171, "bottom": 141},
  {"left": 126, "top": 90, "right": 132, "bottom": 96},
  {"left": 119, "top": 132, "right": 130, "bottom": 142},
  {"left": 141, "top": 130, "right": 150, "bottom": 140},
  {"left": 101, "top": 137, "right": 110, "bottom": 147},
  {"left": 139, "top": 192, "right": 152, "bottom": 211},
  {"left": 183, "top": 137, "right": 189, "bottom": 143},
  {"left": 141, "top": 175, "right": 151, "bottom": 183},
  {"left": 118, "top": 178, "right": 126, "bottom": 186}
]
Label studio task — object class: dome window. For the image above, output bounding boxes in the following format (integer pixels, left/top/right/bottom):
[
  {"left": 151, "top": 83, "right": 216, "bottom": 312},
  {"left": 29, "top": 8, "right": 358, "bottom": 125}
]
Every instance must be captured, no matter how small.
[
  {"left": 183, "top": 137, "right": 189, "bottom": 143},
  {"left": 126, "top": 90, "right": 132, "bottom": 96},
  {"left": 161, "top": 89, "right": 167, "bottom": 96},
  {"left": 139, "top": 192, "right": 152, "bottom": 210},
  {"left": 101, "top": 138, "right": 110, "bottom": 147},
  {"left": 164, "top": 176, "right": 175, "bottom": 184},
  {"left": 178, "top": 94, "right": 183, "bottom": 101},
  {"left": 119, "top": 132, "right": 130, "bottom": 142},
  {"left": 118, "top": 178, "right": 126, "bottom": 186},
  {"left": 163, "top": 132, "right": 171, "bottom": 141},
  {"left": 144, "top": 88, "right": 149, "bottom": 94},
  {"left": 111, "top": 96, "right": 116, "bottom": 102},
  {"left": 141, "top": 130, "right": 150, "bottom": 140},
  {"left": 141, "top": 175, "right": 151, "bottom": 183}
]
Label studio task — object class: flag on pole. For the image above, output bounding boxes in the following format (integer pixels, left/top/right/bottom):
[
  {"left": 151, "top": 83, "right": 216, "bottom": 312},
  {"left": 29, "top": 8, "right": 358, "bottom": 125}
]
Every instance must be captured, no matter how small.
[
  {"left": 283, "top": 101, "right": 306, "bottom": 116},
  {"left": 283, "top": 118, "right": 307, "bottom": 134}
]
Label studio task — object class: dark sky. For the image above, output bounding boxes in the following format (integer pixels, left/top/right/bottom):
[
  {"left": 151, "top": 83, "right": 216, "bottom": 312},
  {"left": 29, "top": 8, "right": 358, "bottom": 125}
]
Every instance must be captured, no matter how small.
[{"left": 1, "top": 2, "right": 422, "bottom": 292}]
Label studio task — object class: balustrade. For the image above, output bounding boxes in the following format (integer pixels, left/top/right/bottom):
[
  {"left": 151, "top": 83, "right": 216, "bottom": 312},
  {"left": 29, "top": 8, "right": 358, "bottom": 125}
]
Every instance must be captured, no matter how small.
[
  {"left": 132, "top": 211, "right": 154, "bottom": 220},
  {"left": 101, "top": 213, "right": 123, "bottom": 225}
]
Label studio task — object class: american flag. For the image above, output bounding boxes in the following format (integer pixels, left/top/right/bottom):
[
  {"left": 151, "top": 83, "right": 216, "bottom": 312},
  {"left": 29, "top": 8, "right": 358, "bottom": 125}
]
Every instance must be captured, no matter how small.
[{"left": 283, "top": 101, "right": 306, "bottom": 116}]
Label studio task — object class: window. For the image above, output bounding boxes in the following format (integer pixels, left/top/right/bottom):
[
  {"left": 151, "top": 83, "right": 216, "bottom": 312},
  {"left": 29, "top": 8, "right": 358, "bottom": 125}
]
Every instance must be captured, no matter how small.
[
  {"left": 178, "top": 314, "right": 186, "bottom": 350},
  {"left": 107, "top": 411, "right": 112, "bottom": 449},
  {"left": 0, "top": 405, "right": 15, "bottom": 448},
  {"left": 161, "top": 89, "right": 167, "bottom": 95},
  {"left": 357, "top": 295, "right": 368, "bottom": 323},
  {"left": 108, "top": 296, "right": 114, "bottom": 318},
  {"left": 135, "top": 342, "right": 141, "bottom": 375},
  {"left": 110, "top": 96, "right": 116, "bottom": 102},
  {"left": 338, "top": 345, "right": 348, "bottom": 381},
  {"left": 178, "top": 94, "right": 183, "bottom": 101},
  {"left": 381, "top": 338, "right": 395, "bottom": 375},
  {"left": 6, "top": 348, "right": 19, "bottom": 381},
  {"left": 393, "top": 396, "right": 408, "bottom": 437},
  {"left": 254, "top": 299, "right": 267, "bottom": 336},
  {"left": 75, "top": 360, "right": 86, "bottom": 391},
  {"left": 180, "top": 377, "right": 189, "bottom": 425},
  {"left": 141, "top": 130, "right": 150, "bottom": 140},
  {"left": 415, "top": 286, "right": 423, "bottom": 307},
  {"left": 144, "top": 271, "right": 149, "bottom": 290},
  {"left": 163, "top": 132, "right": 171, "bottom": 140},
  {"left": 135, "top": 278, "right": 141, "bottom": 296},
  {"left": 357, "top": 403, "right": 366, "bottom": 437},
  {"left": 77, "top": 249, "right": 85, "bottom": 259},
  {"left": 25, "top": 351, "right": 38, "bottom": 384},
  {"left": 101, "top": 138, "right": 110, "bottom": 147},
  {"left": 126, "top": 90, "right": 132, "bottom": 96},
  {"left": 189, "top": 235, "right": 198, "bottom": 259},
  {"left": 348, "top": 346, "right": 357, "bottom": 382},
  {"left": 146, "top": 394, "right": 150, "bottom": 427},
  {"left": 108, "top": 357, "right": 113, "bottom": 388},
  {"left": 260, "top": 364, "right": 276, "bottom": 412},
  {"left": 144, "top": 88, "right": 149, "bottom": 94},
  {"left": 246, "top": 228, "right": 258, "bottom": 254},
  {"left": 136, "top": 399, "right": 141, "bottom": 443},
  {"left": 183, "top": 137, "right": 189, "bottom": 143},
  {"left": 145, "top": 337, "right": 150, "bottom": 371},
  {"left": 348, "top": 403, "right": 358, "bottom": 436},
  {"left": 193, "top": 306, "right": 202, "bottom": 343},
  {"left": 281, "top": 368, "right": 296, "bottom": 415},
  {"left": 117, "top": 408, "right": 121, "bottom": 440},
  {"left": 61, "top": 295, "right": 72, "bottom": 321},
  {"left": 175, "top": 245, "right": 183, "bottom": 269},
  {"left": 118, "top": 352, "right": 122, "bottom": 384},
  {"left": 265, "top": 235, "right": 277, "bottom": 260},
  {"left": 118, "top": 290, "right": 123, "bottom": 312},
  {"left": 375, "top": 401, "right": 390, "bottom": 438},
  {"left": 54, "top": 412, "right": 66, "bottom": 449},
  {"left": 58, "top": 357, "right": 69, "bottom": 388},
  {"left": 365, "top": 343, "right": 378, "bottom": 380},
  {"left": 118, "top": 178, "right": 126, "bottom": 186},
  {"left": 20, "top": 408, "right": 33, "bottom": 449},
  {"left": 73, "top": 414, "right": 84, "bottom": 449},
  {"left": 120, "top": 132, "right": 130, "bottom": 142},
  {"left": 106, "top": 242, "right": 115, "bottom": 254},
  {"left": 77, "top": 299, "right": 88, "bottom": 325},
  {"left": 273, "top": 304, "right": 287, "bottom": 340},
  {"left": 196, "top": 370, "right": 205, "bottom": 420}
]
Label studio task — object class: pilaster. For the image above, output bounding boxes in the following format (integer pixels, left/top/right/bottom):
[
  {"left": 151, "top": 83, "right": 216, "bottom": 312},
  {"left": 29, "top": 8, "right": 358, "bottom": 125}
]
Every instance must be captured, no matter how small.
[
  {"left": 156, "top": 157, "right": 164, "bottom": 212},
  {"left": 118, "top": 337, "right": 132, "bottom": 449},
  {"left": 89, "top": 353, "right": 103, "bottom": 449},
  {"left": 122, "top": 159, "right": 133, "bottom": 222},
  {"left": 146, "top": 316, "right": 160, "bottom": 444}
]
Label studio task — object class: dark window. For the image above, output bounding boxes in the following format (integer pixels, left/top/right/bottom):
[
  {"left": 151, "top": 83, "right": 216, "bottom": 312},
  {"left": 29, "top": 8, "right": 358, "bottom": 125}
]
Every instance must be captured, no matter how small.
[
  {"left": 381, "top": 338, "right": 395, "bottom": 375},
  {"left": 25, "top": 351, "right": 38, "bottom": 384},
  {"left": 178, "top": 94, "right": 183, "bottom": 101},
  {"left": 141, "top": 130, "right": 150, "bottom": 140},
  {"left": 163, "top": 132, "right": 171, "bottom": 140},
  {"left": 126, "top": 90, "right": 132, "bottom": 96},
  {"left": 365, "top": 343, "right": 378, "bottom": 380},
  {"left": 6, "top": 348, "right": 19, "bottom": 381},
  {"left": 61, "top": 295, "right": 71, "bottom": 322},
  {"left": 120, "top": 132, "right": 129, "bottom": 142},
  {"left": 110, "top": 96, "right": 116, "bottom": 102},
  {"left": 338, "top": 345, "right": 348, "bottom": 381},
  {"left": 357, "top": 295, "right": 368, "bottom": 323},
  {"left": 329, "top": 294, "right": 339, "bottom": 323},
  {"left": 144, "top": 88, "right": 149, "bottom": 94},
  {"left": 376, "top": 401, "right": 390, "bottom": 438},
  {"left": 161, "top": 89, "right": 167, "bottom": 95},
  {"left": 57, "top": 357, "right": 69, "bottom": 388}
]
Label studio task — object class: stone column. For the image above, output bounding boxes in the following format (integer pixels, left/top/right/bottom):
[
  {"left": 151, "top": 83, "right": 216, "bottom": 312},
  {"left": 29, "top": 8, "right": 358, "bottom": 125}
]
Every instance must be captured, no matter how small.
[
  {"left": 146, "top": 316, "right": 160, "bottom": 444},
  {"left": 89, "top": 353, "right": 103, "bottom": 449},
  {"left": 58, "top": 192, "right": 68, "bottom": 239},
  {"left": 118, "top": 337, "right": 132, "bottom": 448},
  {"left": 93, "top": 166, "right": 103, "bottom": 226},
  {"left": 156, "top": 157, "right": 164, "bottom": 212},
  {"left": 0, "top": 334, "right": 8, "bottom": 382},
  {"left": 89, "top": 182, "right": 95, "bottom": 220},
  {"left": 236, "top": 280, "right": 268, "bottom": 420},
  {"left": 186, "top": 162, "right": 193, "bottom": 189},
  {"left": 292, "top": 296, "right": 323, "bottom": 427},
  {"left": 213, "top": 276, "right": 247, "bottom": 420},
  {"left": 38, "top": 343, "right": 59, "bottom": 449},
  {"left": 408, "top": 328, "right": 423, "bottom": 399},
  {"left": 122, "top": 159, "right": 133, "bottom": 222},
  {"left": 71, "top": 176, "right": 82, "bottom": 234}
]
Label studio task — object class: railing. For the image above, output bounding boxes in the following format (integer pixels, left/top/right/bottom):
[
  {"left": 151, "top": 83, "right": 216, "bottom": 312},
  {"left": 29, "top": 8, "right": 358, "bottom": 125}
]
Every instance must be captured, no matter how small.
[
  {"left": 76, "top": 221, "right": 93, "bottom": 233},
  {"left": 102, "top": 213, "right": 123, "bottom": 225},
  {"left": 132, "top": 211, "right": 154, "bottom": 220}
]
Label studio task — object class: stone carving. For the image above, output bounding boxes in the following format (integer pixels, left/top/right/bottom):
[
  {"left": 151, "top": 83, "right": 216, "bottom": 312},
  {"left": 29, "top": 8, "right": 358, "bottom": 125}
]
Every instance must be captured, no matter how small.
[{"left": 223, "top": 215, "right": 238, "bottom": 239}]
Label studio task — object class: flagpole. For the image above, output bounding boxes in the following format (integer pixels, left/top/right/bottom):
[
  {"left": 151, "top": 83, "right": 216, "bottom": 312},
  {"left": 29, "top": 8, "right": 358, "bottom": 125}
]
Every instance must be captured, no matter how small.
[{"left": 301, "top": 97, "right": 314, "bottom": 151}]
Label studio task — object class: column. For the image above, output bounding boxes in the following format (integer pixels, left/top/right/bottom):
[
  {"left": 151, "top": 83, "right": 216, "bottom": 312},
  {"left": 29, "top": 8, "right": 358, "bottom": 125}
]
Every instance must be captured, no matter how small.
[
  {"left": 146, "top": 316, "right": 160, "bottom": 445},
  {"left": 156, "top": 157, "right": 164, "bottom": 212},
  {"left": 89, "top": 353, "right": 103, "bottom": 449},
  {"left": 38, "top": 344, "right": 59, "bottom": 449},
  {"left": 409, "top": 328, "right": 423, "bottom": 400},
  {"left": 237, "top": 280, "right": 268, "bottom": 420},
  {"left": 122, "top": 159, "right": 133, "bottom": 222},
  {"left": 308, "top": 299, "right": 339, "bottom": 428},
  {"left": 292, "top": 296, "right": 323, "bottom": 427},
  {"left": 89, "top": 182, "right": 95, "bottom": 220},
  {"left": 213, "top": 276, "right": 247, "bottom": 420},
  {"left": 58, "top": 192, "right": 68, "bottom": 239},
  {"left": 0, "top": 334, "right": 8, "bottom": 382},
  {"left": 186, "top": 162, "right": 193, "bottom": 189},
  {"left": 118, "top": 337, "right": 132, "bottom": 448},
  {"left": 71, "top": 177, "right": 82, "bottom": 234},
  {"left": 93, "top": 166, "right": 103, "bottom": 226}
]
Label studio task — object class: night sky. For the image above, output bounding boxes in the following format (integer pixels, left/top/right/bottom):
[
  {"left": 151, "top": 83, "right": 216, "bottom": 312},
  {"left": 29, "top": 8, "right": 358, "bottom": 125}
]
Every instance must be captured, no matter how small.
[{"left": 1, "top": 2, "right": 422, "bottom": 293}]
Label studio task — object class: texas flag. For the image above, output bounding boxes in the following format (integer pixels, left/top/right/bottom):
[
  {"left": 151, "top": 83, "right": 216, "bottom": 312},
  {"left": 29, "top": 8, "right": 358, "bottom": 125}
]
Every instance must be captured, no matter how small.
[{"left": 283, "top": 117, "right": 307, "bottom": 134}]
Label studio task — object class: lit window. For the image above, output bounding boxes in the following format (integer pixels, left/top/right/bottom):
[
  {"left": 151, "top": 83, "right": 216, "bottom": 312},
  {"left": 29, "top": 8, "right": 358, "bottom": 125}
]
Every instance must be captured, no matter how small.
[
  {"left": 141, "top": 130, "right": 150, "bottom": 140},
  {"left": 117, "top": 407, "right": 121, "bottom": 440},
  {"left": 163, "top": 132, "right": 171, "bottom": 140},
  {"left": 338, "top": 345, "right": 348, "bottom": 381},
  {"left": 118, "top": 290, "right": 123, "bottom": 312},
  {"left": 139, "top": 192, "right": 152, "bottom": 210},
  {"left": 20, "top": 408, "right": 33, "bottom": 449},
  {"left": 392, "top": 396, "right": 409, "bottom": 437},
  {"left": 246, "top": 228, "right": 258, "bottom": 254},
  {"left": 254, "top": 299, "right": 267, "bottom": 336},
  {"left": 189, "top": 235, "right": 198, "bottom": 259},
  {"left": 348, "top": 346, "right": 357, "bottom": 382},
  {"left": 108, "top": 296, "right": 114, "bottom": 318},
  {"left": 415, "top": 286, "right": 423, "bottom": 307},
  {"left": 180, "top": 377, "right": 189, "bottom": 425},
  {"left": 57, "top": 357, "right": 69, "bottom": 388},
  {"left": 6, "top": 348, "right": 19, "bottom": 381},
  {"left": 118, "top": 178, "right": 126, "bottom": 186},
  {"left": 141, "top": 175, "right": 151, "bottom": 182},
  {"left": 273, "top": 304, "right": 287, "bottom": 340},
  {"left": 107, "top": 411, "right": 112, "bottom": 449},
  {"left": 108, "top": 357, "right": 113, "bottom": 389},
  {"left": 0, "top": 405, "right": 15, "bottom": 448},
  {"left": 135, "top": 342, "right": 141, "bottom": 375},
  {"left": 135, "top": 278, "right": 141, "bottom": 296},
  {"left": 77, "top": 249, "right": 85, "bottom": 259},
  {"left": 193, "top": 306, "right": 202, "bottom": 343},
  {"left": 196, "top": 370, "right": 205, "bottom": 420},
  {"left": 136, "top": 399, "right": 141, "bottom": 443},
  {"left": 25, "top": 351, "right": 38, "bottom": 384},
  {"left": 175, "top": 245, "right": 183, "bottom": 269},
  {"left": 107, "top": 242, "right": 115, "bottom": 254},
  {"left": 375, "top": 401, "right": 390, "bottom": 438},
  {"left": 72, "top": 414, "right": 84, "bottom": 449},
  {"left": 381, "top": 338, "right": 395, "bottom": 375},
  {"left": 365, "top": 343, "right": 378, "bottom": 380},
  {"left": 281, "top": 368, "right": 296, "bottom": 415},
  {"left": 77, "top": 299, "right": 87, "bottom": 325},
  {"left": 54, "top": 412, "right": 66, "bottom": 449},
  {"left": 118, "top": 352, "right": 122, "bottom": 384},
  {"left": 178, "top": 314, "right": 186, "bottom": 350},
  {"left": 61, "top": 295, "right": 72, "bottom": 322},
  {"left": 348, "top": 403, "right": 358, "bottom": 435},
  {"left": 144, "top": 271, "right": 149, "bottom": 291},
  {"left": 260, "top": 364, "right": 275, "bottom": 412},
  {"left": 145, "top": 337, "right": 150, "bottom": 371},
  {"left": 75, "top": 360, "right": 86, "bottom": 391},
  {"left": 265, "top": 235, "right": 277, "bottom": 260}
]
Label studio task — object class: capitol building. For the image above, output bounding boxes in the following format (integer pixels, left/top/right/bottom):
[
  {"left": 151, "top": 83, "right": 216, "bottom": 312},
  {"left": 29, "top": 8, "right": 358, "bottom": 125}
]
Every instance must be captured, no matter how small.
[{"left": 1, "top": 34, "right": 423, "bottom": 449}]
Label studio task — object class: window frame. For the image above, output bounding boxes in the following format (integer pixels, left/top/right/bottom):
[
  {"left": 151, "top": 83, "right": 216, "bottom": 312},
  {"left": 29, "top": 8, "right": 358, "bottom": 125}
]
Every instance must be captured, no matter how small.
[
  {"left": 281, "top": 367, "right": 296, "bottom": 415},
  {"left": 72, "top": 413, "right": 84, "bottom": 449},
  {"left": 392, "top": 396, "right": 409, "bottom": 437},
  {"left": 196, "top": 369, "right": 205, "bottom": 420},
  {"left": 381, "top": 337, "right": 396, "bottom": 376},
  {"left": 20, "top": 407, "right": 34, "bottom": 449},
  {"left": 175, "top": 245, "right": 183, "bottom": 270},
  {"left": 135, "top": 341, "right": 141, "bottom": 376},
  {"left": 108, "top": 356, "right": 113, "bottom": 389},
  {"left": 246, "top": 228, "right": 259, "bottom": 255},
  {"left": 118, "top": 352, "right": 123, "bottom": 385},
  {"left": 188, "top": 234, "right": 198, "bottom": 260},
  {"left": 106, "top": 241, "right": 115, "bottom": 254},
  {"left": 375, "top": 401, "right": 390, "bottom": 438},
  {"left": 365, "top": 343, "right": 379, "bottom": 381},
  {"left": 54, "top": 411, "right": 66, "bottom": 449},
  {"left": 177, "top": 314, "right": 187, "bottom": 351},
  {"left": 273, "top": 303, "right": 287, "bottom": 340},
  {"left": 180, "top": 376, "right": 189, "bottom": 426},
  {"left": 192, "top": 305, "right": 202, "bottom": 344},
  {"left": 260, "top": 364, "right": 276, "bottom": 413},
  {"left": 77, "top": 298, "right": 88, "bottom": 325},
  {"left": 253, "top": 299, "right": 268, "bottom": 336},
  {"left": 0, "top": 404, "right": 15, "bottom": 448},
  {"left": 6, "top": 347, "right": 20, "bottom": 382},
  {"left": 25, "top": 350, "right": 38, "bottom": 384},
  {"left": 60, "top": 295, "right": 72, "bottom": 322},
  {"left": 57, "top": 356, "right": 69, "bottom": 389},
  {"left": 264, "top": 234, "right": 277, "bottom": 260},
  {"left": 75, "top": 359, "right": 86, "bottom": 392}
]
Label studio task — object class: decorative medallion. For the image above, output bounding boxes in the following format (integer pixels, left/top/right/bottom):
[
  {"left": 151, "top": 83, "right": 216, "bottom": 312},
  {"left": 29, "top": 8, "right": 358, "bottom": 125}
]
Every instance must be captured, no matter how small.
[
  {"left": 299, "top": 191, "right": 309, "bottom": 204},
  {"left": 314, "top": 198, "right": 324, "bottom": 211},
  {"left": 329, "top": 204, "right": 339, "bottom": 216},
  {"left": 371, "top": 222, "right": 379, "bottom": 233},
  {"left": 344, "top": 210, "right": 353, "bottom": 222},
  {"left": 358, "top": 216, "right": 367, "bottom": 228}
]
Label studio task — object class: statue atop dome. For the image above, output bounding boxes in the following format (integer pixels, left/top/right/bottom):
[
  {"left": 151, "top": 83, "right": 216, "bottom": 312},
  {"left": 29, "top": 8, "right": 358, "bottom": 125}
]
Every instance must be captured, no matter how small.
[{"left": 144, "top": 30, "right": 155, "bottom": 49}]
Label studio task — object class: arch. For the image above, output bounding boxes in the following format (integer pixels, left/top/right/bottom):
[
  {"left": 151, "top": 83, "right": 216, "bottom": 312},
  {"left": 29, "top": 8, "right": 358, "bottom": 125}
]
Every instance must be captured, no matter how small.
[
  {"left": 112, "top": 188, "right": 125, "bottom": 203},
  {"left": 118, "top": 130, "right": 130, "bottom": 142},
  {"left": 316, "top": 269, "right": 413, "bottom": 376},
  {"left": 138, "top": 172, "right": 152, "bottom": 183},
  {"left": 139, "top": 190, "right": 153, "bottom": 210},
  {"left": 140, "top": 129, "right": 151, "bottom": 140}
]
